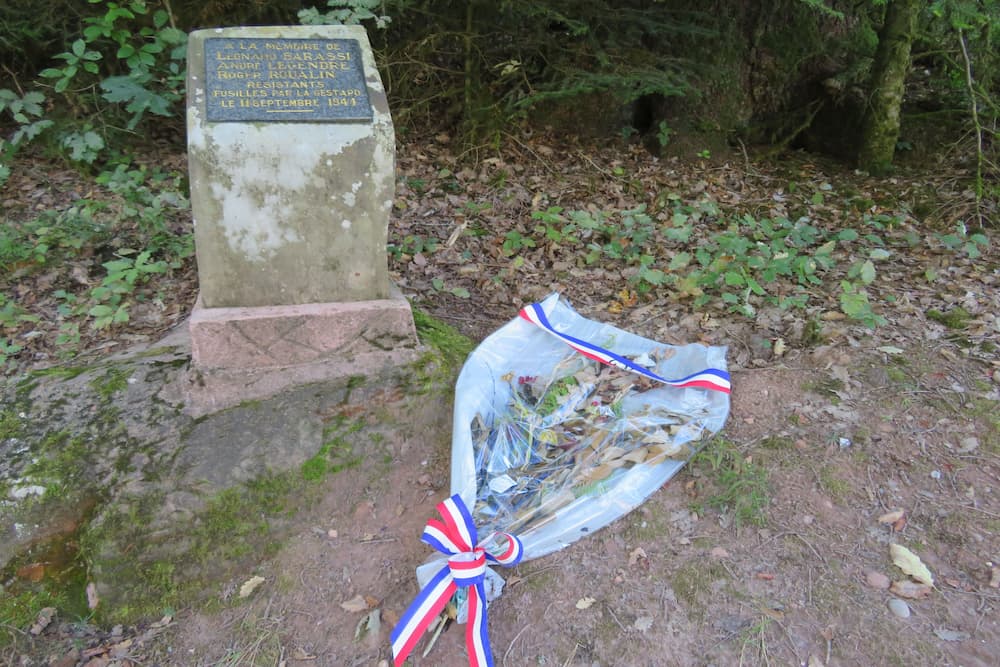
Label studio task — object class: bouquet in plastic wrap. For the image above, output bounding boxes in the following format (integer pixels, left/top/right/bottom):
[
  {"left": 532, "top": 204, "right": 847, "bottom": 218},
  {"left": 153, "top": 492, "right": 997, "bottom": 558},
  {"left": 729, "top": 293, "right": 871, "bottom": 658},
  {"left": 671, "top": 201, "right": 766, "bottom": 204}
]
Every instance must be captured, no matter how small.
[{"left": 392, "top": 294, "right": 730, "bottom": 666}]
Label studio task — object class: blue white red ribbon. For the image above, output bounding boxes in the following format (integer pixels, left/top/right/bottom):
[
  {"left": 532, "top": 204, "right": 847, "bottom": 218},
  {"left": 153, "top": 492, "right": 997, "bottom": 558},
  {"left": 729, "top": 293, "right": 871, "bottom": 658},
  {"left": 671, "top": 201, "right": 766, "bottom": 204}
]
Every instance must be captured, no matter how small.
[
  {"left": 519, "top": 300, "right": 731, "bottom": 394},
  {"left": 391, "top": 494, "right": 523, "bottom": 667}
]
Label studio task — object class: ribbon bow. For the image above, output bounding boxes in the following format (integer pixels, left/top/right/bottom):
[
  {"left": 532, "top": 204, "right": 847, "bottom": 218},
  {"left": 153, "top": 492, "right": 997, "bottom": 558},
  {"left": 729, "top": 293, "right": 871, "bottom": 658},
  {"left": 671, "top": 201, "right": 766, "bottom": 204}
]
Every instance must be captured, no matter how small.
[{"left": 391, "top": 494, "right": 523, "bottom": 667}]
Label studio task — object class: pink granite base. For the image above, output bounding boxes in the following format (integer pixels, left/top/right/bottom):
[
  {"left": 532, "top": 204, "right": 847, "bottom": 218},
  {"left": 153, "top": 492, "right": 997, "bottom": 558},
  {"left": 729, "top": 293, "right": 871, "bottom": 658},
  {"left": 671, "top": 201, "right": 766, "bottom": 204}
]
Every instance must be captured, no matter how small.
[{"left": 184, "top": 289, "right": 421, "bottom": 416}]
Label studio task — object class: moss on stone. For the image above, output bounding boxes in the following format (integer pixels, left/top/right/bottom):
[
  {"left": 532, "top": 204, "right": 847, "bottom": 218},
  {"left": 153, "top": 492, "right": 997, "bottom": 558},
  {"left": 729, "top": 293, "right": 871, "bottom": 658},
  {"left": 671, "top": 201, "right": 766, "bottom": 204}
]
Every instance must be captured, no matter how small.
[{"left": 412, "top": 307, "right": 473, "bottom": 370}]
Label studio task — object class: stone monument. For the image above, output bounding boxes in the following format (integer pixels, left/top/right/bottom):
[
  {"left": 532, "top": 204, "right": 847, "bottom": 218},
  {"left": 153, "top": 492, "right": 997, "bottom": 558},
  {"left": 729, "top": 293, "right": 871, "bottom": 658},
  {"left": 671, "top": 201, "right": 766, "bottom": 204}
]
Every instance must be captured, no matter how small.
[{"left": 184, "top": 25, "right": 419, "bottom": 413}]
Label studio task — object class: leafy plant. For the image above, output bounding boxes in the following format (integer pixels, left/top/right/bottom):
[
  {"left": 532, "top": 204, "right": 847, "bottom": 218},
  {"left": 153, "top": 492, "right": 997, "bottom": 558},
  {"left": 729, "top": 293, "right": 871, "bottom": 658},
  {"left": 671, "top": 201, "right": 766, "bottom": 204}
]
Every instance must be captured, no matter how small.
[
  {"left": 0, "top": 89, "right": 54, "bottom": 184},
  {"left": 839, "top": 280, "right": 886, "bottom": 328},
  {"left": 299, "top": 0, "right": 393, "bottom": 29},
  {"left": 502, "top": 230, "right": 536, "bottom": 256},
  {"left": 430, "top": 278, "right": 470, "bottom": 298},
  {"left": 36, "top": 0, "right": 188, "bottom": 151},
  {"left": 388, "top": 234, "right": 439, "bottom": 260},
  {"left": 655, "top": 121, "right": 672, "bottom": 147},
  {"left": 937, "top": 223, "right": 989, "bottom": 259},
  {"left": 88, "top": 250, "right": 167, "bottom": 329}
]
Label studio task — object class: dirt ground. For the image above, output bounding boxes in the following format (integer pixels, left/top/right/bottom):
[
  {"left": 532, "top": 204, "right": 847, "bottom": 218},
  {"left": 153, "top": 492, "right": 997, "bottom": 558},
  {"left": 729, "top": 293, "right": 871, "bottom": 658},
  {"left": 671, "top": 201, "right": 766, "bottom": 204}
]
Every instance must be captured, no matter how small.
[
  {"left": 4, "top": 133, "right": 999, "bottom": 667},
  {"left": 126, "top": 341, "right": 993, "bottom": 667}
]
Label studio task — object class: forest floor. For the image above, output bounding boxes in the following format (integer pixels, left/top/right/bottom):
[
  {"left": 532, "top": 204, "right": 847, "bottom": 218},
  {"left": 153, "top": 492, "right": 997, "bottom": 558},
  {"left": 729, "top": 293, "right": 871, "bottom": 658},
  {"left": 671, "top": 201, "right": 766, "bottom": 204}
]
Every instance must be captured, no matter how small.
[{"left": 2, "top": 130, "right": 999, "bottom": 667}]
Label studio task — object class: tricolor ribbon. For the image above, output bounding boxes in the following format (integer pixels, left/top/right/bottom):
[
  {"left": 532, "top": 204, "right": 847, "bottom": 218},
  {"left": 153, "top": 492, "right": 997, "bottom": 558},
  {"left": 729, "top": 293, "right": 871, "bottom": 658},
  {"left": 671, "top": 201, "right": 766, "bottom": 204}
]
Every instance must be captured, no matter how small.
[
  {"left": 391, "top": 494, "right": 523, "bottom": 667},
  {"left": 519, "top": 300, "right": 731, "bottom": 394}
]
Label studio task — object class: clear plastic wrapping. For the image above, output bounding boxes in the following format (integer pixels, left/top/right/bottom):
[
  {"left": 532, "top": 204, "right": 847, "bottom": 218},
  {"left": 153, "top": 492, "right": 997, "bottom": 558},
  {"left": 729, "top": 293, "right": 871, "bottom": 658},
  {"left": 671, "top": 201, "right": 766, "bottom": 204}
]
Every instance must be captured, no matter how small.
[{"left": 450, "top": 293, "right": 731, "bottom": 559}]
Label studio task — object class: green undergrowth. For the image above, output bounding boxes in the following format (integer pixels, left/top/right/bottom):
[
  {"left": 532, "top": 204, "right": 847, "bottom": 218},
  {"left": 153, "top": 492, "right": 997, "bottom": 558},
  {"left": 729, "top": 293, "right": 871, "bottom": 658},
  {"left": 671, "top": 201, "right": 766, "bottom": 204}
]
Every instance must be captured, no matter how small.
[{"left": 690, "top": 437, "right": 770, "bottom": 528}]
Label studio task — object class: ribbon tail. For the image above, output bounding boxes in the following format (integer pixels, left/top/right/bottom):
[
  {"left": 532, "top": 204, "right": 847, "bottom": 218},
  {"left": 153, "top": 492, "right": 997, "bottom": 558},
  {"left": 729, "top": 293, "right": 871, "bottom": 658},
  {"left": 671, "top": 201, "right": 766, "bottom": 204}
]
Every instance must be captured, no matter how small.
[
  {"left": 391, "top": 565, "right": 457, "bottom": 667},
  {"left": 520, "top": 301, "right": 731, "bottom": 394},
  {"left": 466, "top": 581, "right": 494, "bottom": 667}
]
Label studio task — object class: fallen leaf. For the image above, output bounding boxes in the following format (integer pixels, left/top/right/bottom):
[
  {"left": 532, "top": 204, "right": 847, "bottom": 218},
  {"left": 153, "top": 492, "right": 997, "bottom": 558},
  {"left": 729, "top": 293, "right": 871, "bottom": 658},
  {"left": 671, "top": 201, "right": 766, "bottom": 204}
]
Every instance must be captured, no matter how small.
[
  {"left": 957, "top": 437, "right": 979, "bottom": 453},
  {"left": 773, "top": 338, "right": 787, "bottom": 358},
  {"left": 382, "top": 608, "right": 401, "bottom": 626},
  {"left": 755, "top": 572, "right": 775, "bottom": 581},
  {"left": 878, "top": 510, "right": 904, "bottom": 525},
  {"left": 933, "top": 627, "right": 970, "bottom": 642},
  {"left": 628, "top": 547, "right": 647, "bottom": 566},
  {"left": 109, "top": 638, "right": 133, "bottom": 657},
  {"left": 709, "top": 547, "right": 729, "bottom": 559},
  {"left": 989, "top": 566, "right": 1000, "bottom": 588},
  {"left": 889, "top": 580, "right": 932, "bottom": 599},
  {"left": 239, "top": 575, "right": 266, "bottom": 599},
  {"left": 17, "top": 562, "right": 45, "bottom": 582},
  {"left": 575, "top": 597, "right": 597, "bottom": 610},
  {"left": 149, "top": 615, "right": 173, "bottom": 629},
  {"left": 340, "top": 594, "right": 369, "bottom": 613},
  {"left": 890, "top": 544, "right": 934, "bottom": 586},
  {"left": 29, "top": 607, "right": 56, "bottom": 635},
  {"left": 292, "top": 646, "right": 316, "bottom": 660},
  {"left": 876, "top": 345, "right": 904, "bottom": 355},
  {"left": 354, "top": 609, "right": 382, "bottom": 641},
  {"left": 633, "top": 615, "right": 654, "bottom": 631},
  {"left": 760, "top": 606, "right": 785, "bottom": 621}
]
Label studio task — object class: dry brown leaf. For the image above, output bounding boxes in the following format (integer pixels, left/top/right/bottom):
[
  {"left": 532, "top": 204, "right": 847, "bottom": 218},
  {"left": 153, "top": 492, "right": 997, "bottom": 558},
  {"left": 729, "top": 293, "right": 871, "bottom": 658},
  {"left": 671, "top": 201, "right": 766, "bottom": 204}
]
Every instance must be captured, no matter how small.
[
  {"left": 292, "top": 647, "right": 316, "bottom": 660},
  {"left": 989, "top": 566, "right": 1000, "bottom": 589},
  {"left": 17, "top": 562, "right": 45, "bottom": 582},
  {"left": 889, "top": 580, "right": 932, "bottom": 599},
  {"left": 29, "top": 607, "right": 56, "bottom": 636},
  {"left": 890, "top": 544, "right": 934, "bottom": 586},
  {"left": 238, "top": 575, "right": 265, "bottom": 599},
  {"left": 760, "top": 606, "right": 784, "bottom": 621},
  {"left": 575, "top": 597, "right": 597, "bottom": 610},
  {"left": 628, "top": 547, "right": 648, "bottom": 566},
  {"left": 340, "top": 594, "right": 369, "bottom": 613},
  {"left": 878, "top": 510, "right": 905, "bottom": 525}
]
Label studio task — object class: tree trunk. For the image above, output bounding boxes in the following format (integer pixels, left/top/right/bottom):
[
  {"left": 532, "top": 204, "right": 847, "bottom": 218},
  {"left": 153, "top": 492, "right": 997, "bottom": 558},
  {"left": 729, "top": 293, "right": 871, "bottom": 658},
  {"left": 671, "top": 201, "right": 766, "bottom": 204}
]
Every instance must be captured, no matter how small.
[{"left": 857, "top": 0, "right": 920, "bottom": 174}]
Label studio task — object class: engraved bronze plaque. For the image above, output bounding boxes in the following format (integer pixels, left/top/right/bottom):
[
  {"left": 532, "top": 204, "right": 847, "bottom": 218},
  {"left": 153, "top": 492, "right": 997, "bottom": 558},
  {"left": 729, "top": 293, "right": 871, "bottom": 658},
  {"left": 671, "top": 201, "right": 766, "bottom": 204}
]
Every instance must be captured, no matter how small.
[{"left": 204, "top": 37, "right": 373, "bottom": 122}]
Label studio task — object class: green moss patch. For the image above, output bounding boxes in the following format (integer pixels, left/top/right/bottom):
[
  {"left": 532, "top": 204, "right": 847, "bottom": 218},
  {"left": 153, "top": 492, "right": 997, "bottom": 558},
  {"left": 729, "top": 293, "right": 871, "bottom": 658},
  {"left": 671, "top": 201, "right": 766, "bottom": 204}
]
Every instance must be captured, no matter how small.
[{"left": 926, "top": 307, "right": 971, "bottom": 329}]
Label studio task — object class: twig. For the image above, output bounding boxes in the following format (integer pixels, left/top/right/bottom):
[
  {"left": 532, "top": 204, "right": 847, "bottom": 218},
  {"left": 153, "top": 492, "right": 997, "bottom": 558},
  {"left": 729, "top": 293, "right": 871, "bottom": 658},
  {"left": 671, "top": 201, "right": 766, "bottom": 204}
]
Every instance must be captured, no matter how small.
[
  {"left": 503, "top": 624, "right": 531, "bottom": 666},
  {"left": 162, "top": 0, "right": 178, "bottom": 29},
  {"left": 503, "top": 133, "right": 558, "bottom": 174},
  {"left": 957, "top": 29, "right": 985, "bottom": 227},
  {"left": 422, "top": 613, "right": 448, "bottom": 658},
  {"left": 765, "top": 100, "right": 825, "bottom": 158},
  {"left": 604, "top": 602, "right": 627, "bottom": 633},
  {"left": 562, "top": 643, "right": 580, "bottom": 667}
]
